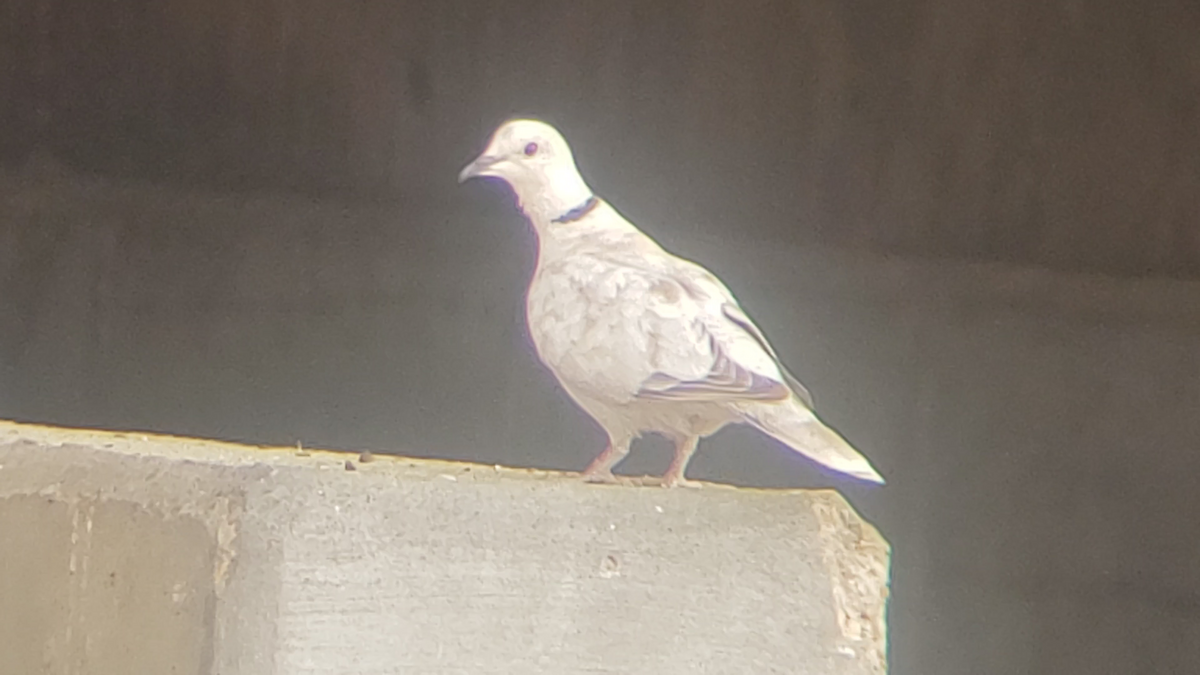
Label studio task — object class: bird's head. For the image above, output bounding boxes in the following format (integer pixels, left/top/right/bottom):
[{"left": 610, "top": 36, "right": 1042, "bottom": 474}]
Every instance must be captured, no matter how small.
[{"left": 458, "top": 119, "right": 594, "bottom": 223}]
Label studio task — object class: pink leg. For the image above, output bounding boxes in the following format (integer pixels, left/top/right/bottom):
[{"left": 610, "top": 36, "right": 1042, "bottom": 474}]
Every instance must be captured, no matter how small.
[
  {"left": 581, "top": 435, "right": 632, "bottom": 484},
  {"left": 661, "top": 435, "right": 703, "bottom": 489}
]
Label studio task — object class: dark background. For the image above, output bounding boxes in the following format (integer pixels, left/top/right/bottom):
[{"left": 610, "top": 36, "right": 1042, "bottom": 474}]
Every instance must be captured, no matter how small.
[{"left": 2, "top": 1, "right": 1200, "bottom": 672}]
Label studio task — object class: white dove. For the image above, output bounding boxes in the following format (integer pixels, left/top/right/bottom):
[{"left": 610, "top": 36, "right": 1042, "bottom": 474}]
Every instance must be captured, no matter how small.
[{"left": 459, "top": 119, "right": 884, "bottom": 487}]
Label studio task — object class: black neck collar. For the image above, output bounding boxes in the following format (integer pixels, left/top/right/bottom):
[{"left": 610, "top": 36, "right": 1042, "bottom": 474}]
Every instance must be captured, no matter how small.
[{"left": 551, "top": 196, "right": 599, "bottom": 224}]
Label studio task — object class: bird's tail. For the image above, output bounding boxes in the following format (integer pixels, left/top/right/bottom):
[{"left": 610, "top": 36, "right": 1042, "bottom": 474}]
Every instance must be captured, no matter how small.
[{"left": 740, "top": 397, "right": 885, "bottom": 484}]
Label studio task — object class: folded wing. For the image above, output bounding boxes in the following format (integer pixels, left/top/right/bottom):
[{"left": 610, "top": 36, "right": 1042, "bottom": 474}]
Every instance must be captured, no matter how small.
[
  {"left": 636, "top": 328, "right": 792, "bottom": 401},
  {"left": 620, "top": 255, "right": 813, "bottom": 408}
]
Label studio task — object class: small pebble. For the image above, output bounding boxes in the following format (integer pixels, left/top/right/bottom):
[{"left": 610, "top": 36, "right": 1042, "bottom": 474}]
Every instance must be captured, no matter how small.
[
  {"left": 358, "top": 451, "right": 375, "bottom": 463},
  {"left": 344, "top": 460, "right": 357, "bottom": 471}
]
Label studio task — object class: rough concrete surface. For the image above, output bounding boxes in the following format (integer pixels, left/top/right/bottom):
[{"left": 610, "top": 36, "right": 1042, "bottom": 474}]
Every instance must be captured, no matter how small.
[{"left": 0, "top": 421, "right": 890, "bottom": 674}]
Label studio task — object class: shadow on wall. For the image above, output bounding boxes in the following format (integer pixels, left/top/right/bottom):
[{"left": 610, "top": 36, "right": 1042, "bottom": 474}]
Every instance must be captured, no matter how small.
[
  {"left": 2, "top": 167, "right": 1200, "bottom": 674},
  {"left": 0, "top": 0, "right": 1199, "bottom": 275}
]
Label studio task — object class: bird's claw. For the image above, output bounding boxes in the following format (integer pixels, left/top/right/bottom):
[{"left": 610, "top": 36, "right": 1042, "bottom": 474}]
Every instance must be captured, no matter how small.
[
  {"left": 581, "top": 470, "right": 621, "bottom": 485},
  {"left": 660, "top": 474, "right": 703, "bottom": 489}
]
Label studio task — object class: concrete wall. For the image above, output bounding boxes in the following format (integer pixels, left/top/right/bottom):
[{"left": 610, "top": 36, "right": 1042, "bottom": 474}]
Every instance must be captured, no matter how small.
[
  {"left": 0, "top": 421, "right": 889, "bottom": 674},
  {"left": 1, "top": 0, "right": 1199, "bottom": 274},
  {"left": 2, "top": 166, "right": 1199, "bottom": 673}
]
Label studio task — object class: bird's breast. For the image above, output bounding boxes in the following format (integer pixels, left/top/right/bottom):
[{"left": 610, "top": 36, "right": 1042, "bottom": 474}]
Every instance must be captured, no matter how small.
[{"left": 524, "top": 256, "right": 665, "bottom": 402}]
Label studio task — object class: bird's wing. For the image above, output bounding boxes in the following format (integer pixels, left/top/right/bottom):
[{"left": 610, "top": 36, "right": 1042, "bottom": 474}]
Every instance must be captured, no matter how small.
[
  {"left": 715, "top": 301, "right": 815, "bottom": 408},
  {"left": 588, "top": 247, "right": 814, "bottom": 408},
  {"left": 635, "top": 327, "right": 793, "bottom": 402}
]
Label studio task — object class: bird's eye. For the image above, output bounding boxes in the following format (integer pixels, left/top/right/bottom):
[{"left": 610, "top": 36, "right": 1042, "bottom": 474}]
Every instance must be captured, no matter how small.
[{"left": 523, "top": 142, "right": 539, "bottom": 156}]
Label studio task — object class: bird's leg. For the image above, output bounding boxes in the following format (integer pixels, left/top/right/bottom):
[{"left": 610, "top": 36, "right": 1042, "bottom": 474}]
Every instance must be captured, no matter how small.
[
  {"left": 581, "top": 434, "right": 632, "bottom": 484},
  {"left": 661, "top": 435, "right": 703, "bottom": 489}
]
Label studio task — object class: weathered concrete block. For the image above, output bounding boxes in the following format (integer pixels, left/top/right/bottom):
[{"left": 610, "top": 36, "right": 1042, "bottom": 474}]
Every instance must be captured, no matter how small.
[{"left": 0, "top": 421, "right": 889, "bottom": 674}]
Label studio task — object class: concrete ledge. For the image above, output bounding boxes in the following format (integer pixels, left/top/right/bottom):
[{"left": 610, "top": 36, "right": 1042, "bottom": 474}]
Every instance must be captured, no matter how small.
[{"left": 0, "top": 421, "right": 890, "bottom": 674}]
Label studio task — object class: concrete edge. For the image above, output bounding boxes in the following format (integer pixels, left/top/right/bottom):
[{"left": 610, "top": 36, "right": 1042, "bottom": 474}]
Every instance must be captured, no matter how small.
[{"left": 0, "top": 419, "right": 891, "bottom": 673}]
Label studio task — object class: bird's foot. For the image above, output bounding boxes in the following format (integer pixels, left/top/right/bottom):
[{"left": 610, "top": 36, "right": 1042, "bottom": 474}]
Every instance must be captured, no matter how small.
[
  {"left": 660, "top": 473, "right": 703, "bottom": 489},
  {"left": 581, "top": 469, "right": 621, "bottom": 485}
]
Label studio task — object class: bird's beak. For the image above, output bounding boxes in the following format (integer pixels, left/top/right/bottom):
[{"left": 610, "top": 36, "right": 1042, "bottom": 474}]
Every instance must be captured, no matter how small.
[{"left": 458, "top": 154, "right": 501, "bottom": 183}]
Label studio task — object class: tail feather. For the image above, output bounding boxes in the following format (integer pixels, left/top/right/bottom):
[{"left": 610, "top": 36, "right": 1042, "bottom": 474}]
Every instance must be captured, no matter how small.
[{"left": 742, "top": 398, "right": 885, "bottom": 484}]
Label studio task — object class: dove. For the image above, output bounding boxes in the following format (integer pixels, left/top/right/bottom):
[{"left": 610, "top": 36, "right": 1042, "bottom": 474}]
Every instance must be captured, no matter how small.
[{"left": 459, "top": 119, "right": 884, "bottom": 487}]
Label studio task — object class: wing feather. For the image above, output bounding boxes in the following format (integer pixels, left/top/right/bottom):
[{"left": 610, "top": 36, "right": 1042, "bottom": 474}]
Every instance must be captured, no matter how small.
[
  {"left": 720, "top": 303, "right": 815, "bottom": 408},
  {"left": 636, "top": 329, "right": 791, "bottom": 402},
  {"left": 585, "top": 244, "right": 815, "bottom": 408}
]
